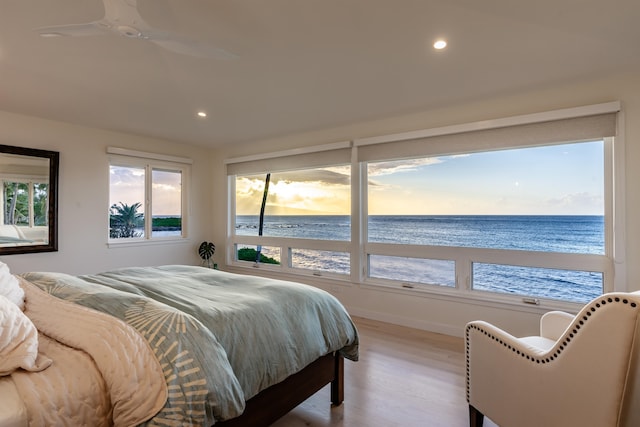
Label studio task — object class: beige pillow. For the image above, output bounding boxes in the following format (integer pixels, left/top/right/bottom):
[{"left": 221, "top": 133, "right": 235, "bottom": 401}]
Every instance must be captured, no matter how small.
[
  {"left": 0, "top": 262, "right": 24, "bottom": 310},
  {"left": 0, "top": 294, "right": 52, "bottom": 376}
]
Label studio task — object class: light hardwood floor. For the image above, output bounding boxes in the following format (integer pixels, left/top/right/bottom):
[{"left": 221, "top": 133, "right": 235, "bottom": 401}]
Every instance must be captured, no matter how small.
[{"left": 272, "top": 316, "right": 499, "bottom": 427}]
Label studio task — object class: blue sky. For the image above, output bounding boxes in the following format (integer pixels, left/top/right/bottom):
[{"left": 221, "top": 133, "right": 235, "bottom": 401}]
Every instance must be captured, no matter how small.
[{"left": 368, "top": 141, "right": 604, "bottom": 215}]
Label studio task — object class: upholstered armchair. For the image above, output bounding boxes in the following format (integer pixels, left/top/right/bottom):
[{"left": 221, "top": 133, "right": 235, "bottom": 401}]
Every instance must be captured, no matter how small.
[{"left": 465, "top": 292, "right": 640, "bottom": 427}]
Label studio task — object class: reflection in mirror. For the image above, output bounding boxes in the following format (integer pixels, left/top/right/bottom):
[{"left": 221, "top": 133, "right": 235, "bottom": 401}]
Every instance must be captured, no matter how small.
[{"left": 0, "top": 144, "right": 58, "bottom": 255}]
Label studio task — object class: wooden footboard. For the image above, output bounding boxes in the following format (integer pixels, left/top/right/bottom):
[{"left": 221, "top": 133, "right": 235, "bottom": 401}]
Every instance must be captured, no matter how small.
[{"left": 217, "top": 352, "right": 344, "bottom": 427}]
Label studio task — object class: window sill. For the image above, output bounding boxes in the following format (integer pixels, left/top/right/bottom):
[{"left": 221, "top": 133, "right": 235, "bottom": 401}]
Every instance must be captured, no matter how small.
[{"left": 107, "top": 237, "right": 190, "bottom": 249}]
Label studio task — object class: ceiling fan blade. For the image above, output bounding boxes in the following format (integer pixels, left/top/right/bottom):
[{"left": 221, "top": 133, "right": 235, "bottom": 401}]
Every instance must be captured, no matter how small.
[
  {"left": 35, "top": 0, "right": 237, "bottom": 61},
  {"left": 149, "top": 37, "right": 238, "bottom": 60},
  {"left": 35, "top": 22, "right": 110, "bottom": 37}
]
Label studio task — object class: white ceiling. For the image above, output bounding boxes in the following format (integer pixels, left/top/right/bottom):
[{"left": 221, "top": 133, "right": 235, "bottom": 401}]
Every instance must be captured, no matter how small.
[{"left": 1, "top": 0, "right": 639, "bottom": 148}]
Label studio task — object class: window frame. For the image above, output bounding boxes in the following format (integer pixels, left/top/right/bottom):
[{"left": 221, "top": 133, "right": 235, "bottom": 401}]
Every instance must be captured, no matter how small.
[
  {"left": 360, "top": 139, "right": 613, "bottom": 304},
  {"left": 226, "top": 102, "right": 624, "bottom": 309},
  {"left": 107, "top": 148, "right": 191, "bottom": 247}
]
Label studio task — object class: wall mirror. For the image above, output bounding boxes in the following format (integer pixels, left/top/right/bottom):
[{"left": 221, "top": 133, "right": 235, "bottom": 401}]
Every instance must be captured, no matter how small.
[{"left": 0, "top": 144, "right": 59, "bottom": 255}]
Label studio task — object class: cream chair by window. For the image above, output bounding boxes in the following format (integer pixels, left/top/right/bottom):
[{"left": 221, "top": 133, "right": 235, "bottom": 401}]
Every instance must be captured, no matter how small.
[{"left": 465, "top": 292, "right": 640, "bottom": 427}]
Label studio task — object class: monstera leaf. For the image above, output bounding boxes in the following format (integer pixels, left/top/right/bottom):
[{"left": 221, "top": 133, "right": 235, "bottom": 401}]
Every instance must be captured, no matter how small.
[{"left": 198, "top": 241, "right": 216, "bottom": 268}]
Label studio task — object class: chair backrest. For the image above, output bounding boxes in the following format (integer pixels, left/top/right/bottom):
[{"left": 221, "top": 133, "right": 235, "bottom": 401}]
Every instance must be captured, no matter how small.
[
  {"left": 544, "top": 292, "right": 640, "bottom": 426},
  {"left": 619, "top": 291, "right": 640, "bottom": 427}
]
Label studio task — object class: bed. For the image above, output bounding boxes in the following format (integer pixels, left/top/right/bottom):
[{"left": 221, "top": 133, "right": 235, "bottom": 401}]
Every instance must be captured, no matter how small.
[{"left": 0, "top": 264, "right": 359, "bottom": 426}]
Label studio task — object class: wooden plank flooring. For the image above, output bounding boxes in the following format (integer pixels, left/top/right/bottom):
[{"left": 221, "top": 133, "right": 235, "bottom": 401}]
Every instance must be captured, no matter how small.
[{"left": 272, "top": 316, "right": 498, "bottom": 427}]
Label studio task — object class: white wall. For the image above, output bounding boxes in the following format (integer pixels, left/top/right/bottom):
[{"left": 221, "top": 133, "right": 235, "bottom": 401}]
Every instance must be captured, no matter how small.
[
  {"left": 0, "top": 112, "right": 214, "bottom": 274},
  {"left": 212, "top": 71, "right": 640, "bottom": 337}
]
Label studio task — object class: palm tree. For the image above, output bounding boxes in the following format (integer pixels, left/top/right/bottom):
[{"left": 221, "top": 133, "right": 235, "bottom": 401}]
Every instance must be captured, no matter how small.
[
  {"left": 256, "top": 173, "right": 271, "bottom": 263},
  {"left": 109, "top": 202, "right": 143, "bottom": 238},
  {"left": 33, "top": 183, "right": 49, "bottom": 226},
  {"left": 3, "top": 182, "right": 28, "bottom": 225}
]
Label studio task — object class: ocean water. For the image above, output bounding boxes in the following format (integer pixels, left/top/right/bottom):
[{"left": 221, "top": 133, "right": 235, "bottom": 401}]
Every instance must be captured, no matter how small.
[{"left": 235, "top": 215, "right": 605, "bottom": 303}]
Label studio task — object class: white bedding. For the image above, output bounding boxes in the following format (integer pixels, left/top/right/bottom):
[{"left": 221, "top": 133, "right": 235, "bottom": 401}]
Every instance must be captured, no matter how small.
[
  {"left": 10, "top": 279, "right": 168, "bottom": 427},
  {"left": 0, "top": 377, "right": 27, "bottom": 427}
]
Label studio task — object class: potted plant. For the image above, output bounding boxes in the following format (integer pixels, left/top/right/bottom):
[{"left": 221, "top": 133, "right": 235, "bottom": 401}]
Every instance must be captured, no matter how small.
[{"left": 198, "top": 241, "right": 216, "bottom": 269}]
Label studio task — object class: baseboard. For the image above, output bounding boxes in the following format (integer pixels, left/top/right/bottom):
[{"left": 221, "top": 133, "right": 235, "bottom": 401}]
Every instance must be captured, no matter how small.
[{"left": 347, "top": 307, "right": 464, "bottom": 338}]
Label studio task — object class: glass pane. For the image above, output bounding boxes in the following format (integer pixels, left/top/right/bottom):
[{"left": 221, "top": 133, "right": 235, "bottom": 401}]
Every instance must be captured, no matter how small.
[
  {"left": 33, "top": 183, "right": 49, "bottom": 226},
  {"left": 3, "top": 182, "right": 30, "bottom": 226},
  {"left": 109, "top": 165, "right": 145, "bottom": 239},
  {"left": 369, "top": 255, "right": 455, "bottom": 287},
  {"left": 235, "top": 167, "right": 351, "bottom": 241},
  {"left": 473, "top": 263, "right": 602, "bottom": 303},
  {"left": 152, "top": 169, "right": 182, "bottom": 237},
  {"left": 291, "top": 249, "right": 350, "bottom": 275},
  {"left": 236, "top": 244, "right": 281, "bottom": 265},
  {"left": 367, "top": 141, "right": 605, "bottom": 255}
]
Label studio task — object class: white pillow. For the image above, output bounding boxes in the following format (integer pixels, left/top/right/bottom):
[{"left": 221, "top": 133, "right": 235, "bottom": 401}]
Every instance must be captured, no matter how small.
[
  {"left": 0, "top": 261, "right": 24, "bottom": 310},
  {"left": 0, "top": 294, "right": 52, "bottom": 376}
]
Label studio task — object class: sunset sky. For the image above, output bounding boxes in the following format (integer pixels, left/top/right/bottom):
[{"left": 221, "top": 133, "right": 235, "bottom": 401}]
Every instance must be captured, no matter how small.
[
  {"left": 236, "top": 140, "right": 604, "bottom": 216},
  {"left": 109, "top": 166, "right": 182, "bottom": 216},
  {"left": 110, "top": 141, "right": 605, "bottom": 217}
]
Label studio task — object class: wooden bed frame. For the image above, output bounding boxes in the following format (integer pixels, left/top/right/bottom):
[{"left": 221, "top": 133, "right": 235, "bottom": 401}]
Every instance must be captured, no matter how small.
[{"left": 217, "top": 352, "right": 344, "bottom": 427}]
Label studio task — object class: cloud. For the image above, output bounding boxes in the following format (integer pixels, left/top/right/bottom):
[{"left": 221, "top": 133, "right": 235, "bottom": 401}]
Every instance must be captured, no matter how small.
[
  {"left": 235, "top": 169, "right": 351, "bottom": 215},
  {"left": 110, "top": 166, "right": 144, "bottom": 186},
  {"left": 546, "top": 192, "right": 603, "bottom": 211},
  {"left": 368, "top": 157, "right": 443, "bottom": 177},
  {"left": 244, "top": 168, "right": 350, "bottom": 186}
]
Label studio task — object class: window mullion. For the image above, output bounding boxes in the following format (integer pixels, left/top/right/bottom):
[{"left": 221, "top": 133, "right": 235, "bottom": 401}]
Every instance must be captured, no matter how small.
[
  {"left": 28, "top": 182, "right": 34, "bottom": 227},
  {"left": 145, "top": 164, "right": 152, "bottom": 239},
  {"left": 351, "top": 151, "right": 364, "bottom": 283}
]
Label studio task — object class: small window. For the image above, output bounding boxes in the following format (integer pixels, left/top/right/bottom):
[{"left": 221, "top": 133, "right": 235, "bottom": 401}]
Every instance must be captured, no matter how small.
[
  {"left": 291, "top": 249, "right": 350, "bottom": 275},
  {"left": 151, "top": 169, "right": 183, "bottom": 238},
  {"left": 108, "top": 150, "right": 189, "bottom": 243},
  {"left": 109, "top": 164, "right": 146, "bottom": 239},
  {"left": 368, "top": 255, "right": 455, "bottom": 287},
  {"left": 473, "top": 263, "right": 602, "bottom": 303},
  {"left": 235, "top": 244, "right": 281, "bottom": 265},
  {"left": 2, "top": 181, "right": 49, "bottom": 227}
]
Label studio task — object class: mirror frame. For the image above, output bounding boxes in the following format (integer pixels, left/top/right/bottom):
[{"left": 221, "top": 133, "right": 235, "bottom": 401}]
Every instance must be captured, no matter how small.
[{"left": 0, "top": 144, "right": 59, "bottom": 255}]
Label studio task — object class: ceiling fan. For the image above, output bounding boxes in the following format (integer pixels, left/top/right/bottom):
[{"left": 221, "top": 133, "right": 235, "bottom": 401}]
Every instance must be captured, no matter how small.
[{"left": 34, "top": 0, "right": 238, "bottom": 60}]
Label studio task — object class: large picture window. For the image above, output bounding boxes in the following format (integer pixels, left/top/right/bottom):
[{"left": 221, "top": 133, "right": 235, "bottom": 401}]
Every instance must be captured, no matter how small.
[
  {"left": 226, "top": 104, "right": 621, "bottom": 306},
  {"left": 108, "top": 148, "right": 190, "bottom": 243},
  {"left": 366, "top": 141, "right": 605, "bottom": 303}
]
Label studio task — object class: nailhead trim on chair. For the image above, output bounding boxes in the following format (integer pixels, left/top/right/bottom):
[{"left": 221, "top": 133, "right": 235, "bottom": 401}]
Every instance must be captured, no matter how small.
[{"left": 465, "top": 296, "right": 638, "bottom": 402}]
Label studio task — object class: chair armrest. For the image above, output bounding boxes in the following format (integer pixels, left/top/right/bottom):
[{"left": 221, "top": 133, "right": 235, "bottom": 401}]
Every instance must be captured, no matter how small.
[{"left": 539, "top": 311, "right": 574, "bottom": 341}]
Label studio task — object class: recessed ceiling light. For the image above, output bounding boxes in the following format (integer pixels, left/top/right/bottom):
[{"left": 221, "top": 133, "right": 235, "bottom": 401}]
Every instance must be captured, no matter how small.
[
  {"left": 197, "top": 111, "right": 207, "bottom": 118},
  {"left": 433, "top": 39, "right": 447, "bottom": 50}
]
